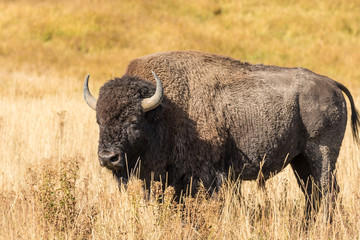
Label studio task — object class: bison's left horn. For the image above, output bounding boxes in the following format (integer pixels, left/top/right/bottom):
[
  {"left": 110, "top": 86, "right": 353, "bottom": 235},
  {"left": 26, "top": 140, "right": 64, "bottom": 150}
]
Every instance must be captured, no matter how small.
[
  {"left": 141, "top": 71, "right": 164, "bottom": 112},
  {"left": 83, "top": 74, "right": 97, "bottom": 110}
]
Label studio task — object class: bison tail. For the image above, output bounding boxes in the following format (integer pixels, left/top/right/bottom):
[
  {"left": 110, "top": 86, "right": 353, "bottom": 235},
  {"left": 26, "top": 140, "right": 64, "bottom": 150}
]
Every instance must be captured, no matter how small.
[{"left": 336, "top": 82, "right": 360, "bottom": 145}]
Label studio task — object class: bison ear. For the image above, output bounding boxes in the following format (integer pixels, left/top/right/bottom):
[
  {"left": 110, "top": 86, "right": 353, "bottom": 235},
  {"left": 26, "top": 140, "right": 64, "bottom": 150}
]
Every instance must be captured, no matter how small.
[{"left": 144, "top": 103, "right": 163, "bottom": 122}]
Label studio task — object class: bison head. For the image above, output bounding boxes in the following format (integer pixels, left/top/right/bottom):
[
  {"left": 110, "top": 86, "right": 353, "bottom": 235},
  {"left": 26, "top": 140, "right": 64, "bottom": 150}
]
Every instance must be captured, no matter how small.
[{"left": 83, "top": 71, "right": 163, "bottom": 180}]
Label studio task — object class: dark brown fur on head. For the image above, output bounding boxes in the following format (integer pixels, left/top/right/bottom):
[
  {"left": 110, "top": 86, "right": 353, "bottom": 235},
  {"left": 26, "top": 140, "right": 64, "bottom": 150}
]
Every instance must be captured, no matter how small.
[
  {"left": 96, "top": 76, "right": 162, "bottom": 179},
  {"left": 96, "top": 76, "right": 154, "bottom": 125}
]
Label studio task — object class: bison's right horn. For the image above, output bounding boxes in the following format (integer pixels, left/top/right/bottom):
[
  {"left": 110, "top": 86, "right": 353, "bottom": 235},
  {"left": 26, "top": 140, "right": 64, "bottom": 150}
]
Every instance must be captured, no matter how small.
[
  {"left": 83, "top": 74, "right": 97, "bottom": 110},
  {"left": 141, "top": 71, "right": 164, "bottom": 112}
]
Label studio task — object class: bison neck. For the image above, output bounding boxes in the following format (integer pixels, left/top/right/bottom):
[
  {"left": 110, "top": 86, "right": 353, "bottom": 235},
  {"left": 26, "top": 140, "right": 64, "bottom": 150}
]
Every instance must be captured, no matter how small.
[{"left": 139, "top": 103, "right": 221, "bottom": 195}]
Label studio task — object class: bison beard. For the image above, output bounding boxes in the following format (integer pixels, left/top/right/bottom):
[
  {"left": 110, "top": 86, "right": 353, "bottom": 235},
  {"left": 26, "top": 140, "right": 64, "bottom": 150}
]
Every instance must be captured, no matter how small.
[
  {"left": 83, "top": 51, "right": 360, "bottom": 224},
  {"left": 113, "top": 169, "right": 128, "bottom": 186}
]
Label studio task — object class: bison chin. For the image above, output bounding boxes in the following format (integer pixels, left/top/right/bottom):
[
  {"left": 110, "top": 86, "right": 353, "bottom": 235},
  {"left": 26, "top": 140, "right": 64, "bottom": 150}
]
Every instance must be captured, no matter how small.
[{"left": 113, "top": 169, "right": 128, "bottom": 189}]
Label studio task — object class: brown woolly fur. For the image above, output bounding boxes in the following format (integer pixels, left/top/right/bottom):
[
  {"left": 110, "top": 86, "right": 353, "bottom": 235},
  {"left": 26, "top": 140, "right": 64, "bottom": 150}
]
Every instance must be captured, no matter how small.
[
  {"left": 93, "top": 51, "right": 359, "bottom": 224},
  {"left": 97, "top": 76, "right": 154, "bottom": 124}
]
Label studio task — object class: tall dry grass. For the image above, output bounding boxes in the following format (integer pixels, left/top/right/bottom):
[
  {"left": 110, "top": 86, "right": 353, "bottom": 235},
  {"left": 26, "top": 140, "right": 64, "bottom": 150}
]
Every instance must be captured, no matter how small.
[{"left": 0, "top": 0, "right": 360, "bottom": 239}]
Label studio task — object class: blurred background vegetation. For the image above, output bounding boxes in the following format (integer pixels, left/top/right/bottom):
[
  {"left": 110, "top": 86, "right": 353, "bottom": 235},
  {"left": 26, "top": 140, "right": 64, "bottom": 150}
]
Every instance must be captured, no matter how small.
[{"left": 0, "top": 0, "right": 359, "bottom": 95}]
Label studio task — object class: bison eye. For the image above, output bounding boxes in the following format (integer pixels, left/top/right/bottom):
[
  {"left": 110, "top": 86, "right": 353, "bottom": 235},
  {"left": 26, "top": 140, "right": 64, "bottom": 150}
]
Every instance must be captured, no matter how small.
[
  {"left": 127, "top": 116, "right": 140, "bottom": 127},
  {"left": 131, "top": 120, "right": 139, "bottom": 125}
]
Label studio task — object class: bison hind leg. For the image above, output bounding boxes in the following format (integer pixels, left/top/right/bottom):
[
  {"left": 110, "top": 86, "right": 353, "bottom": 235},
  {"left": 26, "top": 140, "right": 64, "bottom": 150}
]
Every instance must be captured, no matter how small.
[
  {"left": 304, "top": 142, "right": 340, "bottom": 224},
  {"left": 290, "top": 153, "right": 320, "bottom": 225},
  {"left": 293, "top": 138, "right": 341, "bottom": 225}
]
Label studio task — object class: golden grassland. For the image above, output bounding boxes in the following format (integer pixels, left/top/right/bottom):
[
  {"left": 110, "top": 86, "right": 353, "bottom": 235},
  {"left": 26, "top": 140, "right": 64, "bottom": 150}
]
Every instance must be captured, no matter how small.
[{"left": 1, "top": 0, "right": 360, "bottom": 239}]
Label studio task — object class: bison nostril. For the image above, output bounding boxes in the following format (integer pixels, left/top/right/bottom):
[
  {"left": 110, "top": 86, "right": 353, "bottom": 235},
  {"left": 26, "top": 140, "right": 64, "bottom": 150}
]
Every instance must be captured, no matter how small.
[
  {"left": 108, "top": 155, "right": 119, "bottom": 163},
  {"left": 99, "top": 150, "right": 119, "bottom": 165},
  {"left": 99, "top": 149, "right": 126, "bottom": 171}
]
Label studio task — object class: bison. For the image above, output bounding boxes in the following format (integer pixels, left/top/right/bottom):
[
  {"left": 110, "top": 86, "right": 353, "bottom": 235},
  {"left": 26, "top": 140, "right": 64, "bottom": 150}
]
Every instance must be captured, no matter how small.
[{"left": 83, "top": 51, "right": 359, "bottom": 221}]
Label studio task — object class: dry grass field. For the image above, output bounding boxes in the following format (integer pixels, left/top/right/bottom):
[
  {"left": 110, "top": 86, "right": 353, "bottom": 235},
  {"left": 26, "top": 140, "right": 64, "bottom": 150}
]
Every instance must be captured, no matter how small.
[{"left": 1, "top": 0, "right": 360, "bottom": 239}]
